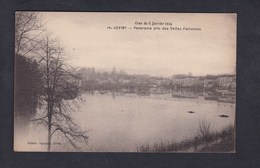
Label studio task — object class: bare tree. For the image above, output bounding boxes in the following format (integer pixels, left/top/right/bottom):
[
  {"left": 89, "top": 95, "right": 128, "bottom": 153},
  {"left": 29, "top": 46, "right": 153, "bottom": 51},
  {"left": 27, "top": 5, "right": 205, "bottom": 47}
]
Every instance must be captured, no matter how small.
[
  {"left": 15, "top": 11, "right": 87, "bottom": 152},
  {"left": 31, "top": 35, "right": 88, "bottom": 152},
  {"left": 15, "top": 11, "right": 45, "bottom": 57}
]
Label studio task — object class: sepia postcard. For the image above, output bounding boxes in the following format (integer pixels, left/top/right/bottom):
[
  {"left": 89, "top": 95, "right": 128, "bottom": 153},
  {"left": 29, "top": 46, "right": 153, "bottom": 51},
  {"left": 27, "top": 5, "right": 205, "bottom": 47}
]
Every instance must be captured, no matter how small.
[{"left": 14, "top": 12, "right": 236, "bottom": 152}]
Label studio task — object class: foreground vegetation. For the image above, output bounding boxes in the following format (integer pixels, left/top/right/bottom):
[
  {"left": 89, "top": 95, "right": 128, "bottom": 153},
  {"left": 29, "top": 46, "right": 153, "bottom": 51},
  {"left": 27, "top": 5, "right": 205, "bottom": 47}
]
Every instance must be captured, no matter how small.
[{"left": 137, "top": 121, "right": 235, "bottom": 153}]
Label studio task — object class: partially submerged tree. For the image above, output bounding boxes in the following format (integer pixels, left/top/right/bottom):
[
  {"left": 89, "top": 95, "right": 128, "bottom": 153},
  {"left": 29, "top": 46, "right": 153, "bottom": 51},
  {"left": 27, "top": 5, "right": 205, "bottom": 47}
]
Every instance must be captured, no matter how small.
[
  {"left": 14, "top": 54, "right": 43, "bottom": 125},
  {"left": 14, "top": 12, "right": 45, "bottom": 126},
  {"left": 31, "top": 35, "right": 88, "bottom": 151}
]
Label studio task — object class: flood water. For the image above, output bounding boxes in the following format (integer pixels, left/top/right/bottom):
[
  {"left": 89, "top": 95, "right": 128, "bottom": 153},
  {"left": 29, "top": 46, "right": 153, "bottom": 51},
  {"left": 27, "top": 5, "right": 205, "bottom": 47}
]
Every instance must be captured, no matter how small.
[
  {"left": 75, "top": 93, "right": 235, "bottom": 152},
  {"left": 17, "top": 93, "right": 235, "bottom": 152}
]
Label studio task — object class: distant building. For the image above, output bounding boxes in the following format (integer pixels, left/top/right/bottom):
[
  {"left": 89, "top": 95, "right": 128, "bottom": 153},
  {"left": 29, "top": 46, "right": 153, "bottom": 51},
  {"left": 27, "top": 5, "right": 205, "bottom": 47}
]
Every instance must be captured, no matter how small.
[
  {"left": 217, "top": 75, "right": 236, "bottom": 89},
  {"left": 172, "top": 74, "right": 200, "bottom": 87},
  {"left": 203, "top": 75, "right": 218, "bottom": 88},
  {"left": 119, "top": 79, "right": 130, "bottom": 84}
]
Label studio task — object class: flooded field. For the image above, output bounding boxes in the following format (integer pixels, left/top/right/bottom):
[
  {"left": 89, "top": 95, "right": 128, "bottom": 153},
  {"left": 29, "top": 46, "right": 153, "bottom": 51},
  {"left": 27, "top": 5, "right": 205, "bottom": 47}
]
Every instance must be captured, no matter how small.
[
  {"left": 17, "top": 93, "right": 235, "bottom": 152},
  {"left": 75, "top": 93, "right": 235, "bottom": 152}
]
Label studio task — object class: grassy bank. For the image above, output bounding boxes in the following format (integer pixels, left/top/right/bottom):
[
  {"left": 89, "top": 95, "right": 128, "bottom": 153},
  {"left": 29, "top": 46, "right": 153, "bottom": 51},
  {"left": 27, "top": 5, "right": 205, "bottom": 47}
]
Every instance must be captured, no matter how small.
[{"left": 137, "top": 122, "right": 235, "bottom": 153}]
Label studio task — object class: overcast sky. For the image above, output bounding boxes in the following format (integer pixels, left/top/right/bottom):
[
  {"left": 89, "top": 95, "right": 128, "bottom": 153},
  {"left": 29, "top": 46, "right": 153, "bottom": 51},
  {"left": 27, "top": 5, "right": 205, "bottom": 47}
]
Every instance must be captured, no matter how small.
[{"left": 42, "top": 12, "right": 236, "bottom": 77}]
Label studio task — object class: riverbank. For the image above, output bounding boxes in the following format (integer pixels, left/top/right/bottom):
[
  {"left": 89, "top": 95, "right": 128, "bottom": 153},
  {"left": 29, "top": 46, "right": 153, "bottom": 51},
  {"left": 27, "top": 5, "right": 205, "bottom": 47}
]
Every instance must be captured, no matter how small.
[{"left": 137, "top": 124, "right": 235, "bottom": 153}]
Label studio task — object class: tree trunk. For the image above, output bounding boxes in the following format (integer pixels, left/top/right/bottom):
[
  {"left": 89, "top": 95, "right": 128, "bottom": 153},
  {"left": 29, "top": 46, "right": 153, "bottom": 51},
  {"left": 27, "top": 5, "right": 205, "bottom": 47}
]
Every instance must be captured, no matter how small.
[
  {"left": 47, "top": 123, "right": 51, "bottom": 152},
  {"left": 47, "top": 102, "right": 52, "bottom": 152}
]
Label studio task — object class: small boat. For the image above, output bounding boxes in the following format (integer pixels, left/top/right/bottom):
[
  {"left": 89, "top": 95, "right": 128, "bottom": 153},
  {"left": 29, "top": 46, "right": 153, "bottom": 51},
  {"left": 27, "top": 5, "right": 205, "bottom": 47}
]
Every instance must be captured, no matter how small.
[
  {"left": 218, "top": 114, "right": 229, "bottom": 118},
  {"left": 188, "top": 111, "right": 195, "bottom": 113}
]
